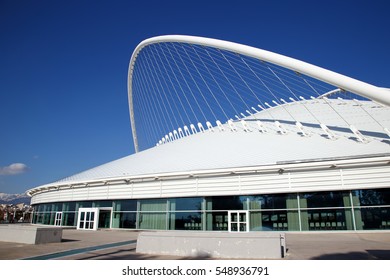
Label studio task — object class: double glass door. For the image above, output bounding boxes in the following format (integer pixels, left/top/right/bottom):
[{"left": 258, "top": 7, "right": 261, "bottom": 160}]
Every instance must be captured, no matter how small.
[
  {"left": 77, "top": 208, "right": 98, "bottom": 230},
  {"left": 54, "top": 212, "right": 62, "bottom": 226},
  {"left": 77, "top": 207, "right": 112, "bottom": 230},
  {"left": 228, "top": 211, "right": 249, "bottom": 232}
]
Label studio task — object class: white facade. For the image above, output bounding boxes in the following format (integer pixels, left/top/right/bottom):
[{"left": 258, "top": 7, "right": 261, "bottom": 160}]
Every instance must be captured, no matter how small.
[{"left": 31, "top": 156, "right": 390, "bottom": 204}]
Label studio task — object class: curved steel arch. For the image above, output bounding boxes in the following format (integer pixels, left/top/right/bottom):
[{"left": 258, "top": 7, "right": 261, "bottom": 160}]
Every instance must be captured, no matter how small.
[{"left": 128, "top": 35, "right": 390, "bottom": 152}]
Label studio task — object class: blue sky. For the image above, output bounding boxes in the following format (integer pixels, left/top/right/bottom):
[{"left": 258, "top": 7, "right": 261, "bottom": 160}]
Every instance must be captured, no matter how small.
[{"left": 1, "top": 0, "right": 389, "bottom": 194}]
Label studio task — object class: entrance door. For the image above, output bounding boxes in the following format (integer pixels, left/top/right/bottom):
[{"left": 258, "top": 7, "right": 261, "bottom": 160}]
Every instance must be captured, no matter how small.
[
  {"left": 228, "top": 211, "right": 249, "bottom": 232},
  {"left": 98, "top": 208, "right": 112, "bottom": 229},
  {"left": 77, "top": 208, "right": 98, "bottom": 230},
  {"left": 54, "top": 212, "right": 62, "bottom": 226}
]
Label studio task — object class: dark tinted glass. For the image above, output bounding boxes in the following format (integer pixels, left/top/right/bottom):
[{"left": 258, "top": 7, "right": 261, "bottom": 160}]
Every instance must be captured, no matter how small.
[
  {"left": 360, "top": 207, "right": 390, "bottom": 230},
  {"left": 114, "top": 200, "right": 137, "bottom": 211},
  {"left": 352, "top": 189, "right": 390, "bottom": 206},
  {"left": 93, "top": 200, "right": 112, "bottom": 208},
  {"left": 169, "top": 197, "right": 202, "bottom": 211},
  {"left": 114, "top": 212, "right": 137, "bottom": 228},
  {"left": 207, "top": 196, "right": 247, "bottom": 210},
  {"left": 170, "top": 212, "right": 202, "bottom": 230},
  {"left": 77, "top": 201, "right": 92, "bottom": 208},
  {"left": 249, "top": 194, "right": 297, "bottom": 209},
  {"left": 300, "top": 191, "right": 349, "bottom": 208},
  {"left": 63, "top": 202, "right": 76, "bottom": 211}
]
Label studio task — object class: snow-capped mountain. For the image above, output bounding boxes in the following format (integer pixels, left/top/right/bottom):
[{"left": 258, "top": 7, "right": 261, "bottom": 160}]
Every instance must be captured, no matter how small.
[{"left": 0, "top": 193, "right": 31, "bottom": 205}]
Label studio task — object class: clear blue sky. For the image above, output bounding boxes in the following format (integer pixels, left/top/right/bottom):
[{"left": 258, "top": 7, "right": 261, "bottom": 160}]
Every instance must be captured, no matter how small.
[{"left": 1, "top": 0, "right": 389, "bottom": 194}]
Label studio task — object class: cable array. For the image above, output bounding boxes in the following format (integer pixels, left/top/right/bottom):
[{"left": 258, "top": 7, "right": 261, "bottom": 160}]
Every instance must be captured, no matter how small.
[{"left": 131, "top": 42, "right": 388, "bottom": 151}]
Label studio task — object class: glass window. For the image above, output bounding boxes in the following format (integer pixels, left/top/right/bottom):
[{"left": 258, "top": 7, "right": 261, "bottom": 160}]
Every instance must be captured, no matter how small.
[
  {"left": 37, "top": 213, "right": 44, "bottom": 224},
  {"left": 139, "top": 212, "right": 166, "bottom": 230},
  {"left": 62, "top": 213, "right": 75, "bottom": 226},
  {"left": 301, "top": 209, "right": 353, "bottom": 231},
  {"left": 352, "top": 189, "right": 390, "bottom": 206},
  {"left": 169, "top": 212, "right": 202, "bottom": 230},
  {"left": 93, "top": 200, "right": 112, "bottom": 208},
  {"left": 77, "top": 201, "right": 92, "bottom": 209},
  {"left": 139, "top": 199, "right": 167, "bottom": 211},
  {"left": 300, "top": 191, "right": 350, "bottom": 208},
  {"left": 114, "top": 200, "right": 137, "bottom": 211},
  {"left": 51, "top": 203, "right": 62, "bottom": 212},
  {"left": 38, "top": 203, "right": 49, "bottom": 212},
  {"left": 358, "top": 207, "right": 390, "bottom": 230},
  {"left": 250, "top": 210, "right": 290, "bottom": 231},
  {"left": 206, "top": 196, "right": 247, "bottom": 210},
  {"left": 62, "top": 202, "right": 76, "bottom": 211},
  {"left": 33, "top": 213, "right": 41, "bottom": 224},
  {"left": 205, "top": 211, "right": 228, "bottom": 231},
  {"left": 112, "top": 212, "right": 137, "bottom": 229},
  {"left": 249, "top": 194, "right": 297, "bottom": 210},
  {"left": 169, "top": 197, "right": 203, "bottom": 211},
  {"left": 42, "top": 213, "right": 52, "bottom": 225}
]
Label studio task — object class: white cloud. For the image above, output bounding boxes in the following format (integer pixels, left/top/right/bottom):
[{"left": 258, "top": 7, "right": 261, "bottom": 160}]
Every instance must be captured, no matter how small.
[{"left": 0, "top": 163, "right": 29, "bottom": 176}]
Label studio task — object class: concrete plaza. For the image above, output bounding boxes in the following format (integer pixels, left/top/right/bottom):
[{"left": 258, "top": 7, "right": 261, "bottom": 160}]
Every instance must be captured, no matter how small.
[{"left": 0, "top": 227, "right": 389, "bottom": 260}]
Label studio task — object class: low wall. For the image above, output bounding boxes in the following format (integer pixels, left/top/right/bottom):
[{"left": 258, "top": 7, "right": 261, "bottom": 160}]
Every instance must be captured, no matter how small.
[
  {"left": 136, "top": 231, "right": 286, "bottom": 259},
  {"left": 0, "top": 225, "right": 62, "bottom": 244}
]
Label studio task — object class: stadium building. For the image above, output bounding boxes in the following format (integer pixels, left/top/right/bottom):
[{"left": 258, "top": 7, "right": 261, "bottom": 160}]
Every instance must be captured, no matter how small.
[{"left": 27, "top": 35, "right": 390, "bottom": 232}]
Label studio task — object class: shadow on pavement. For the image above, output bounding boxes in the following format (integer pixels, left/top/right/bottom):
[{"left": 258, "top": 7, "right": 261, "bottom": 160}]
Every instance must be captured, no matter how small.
[
  {"left": 310, "top": 250, "right": 390, "bottom": 260},
  {"left": 75, "top": 248, "right": 214, "bottom": 260},
  {"left": 61, "top": 239, "right": 80, "bottom": 243}
]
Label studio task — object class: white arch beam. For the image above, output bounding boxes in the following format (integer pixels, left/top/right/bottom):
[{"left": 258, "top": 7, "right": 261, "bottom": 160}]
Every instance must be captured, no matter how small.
[{"left": 128, "top": 35, "right": 390, "bottom": 152}]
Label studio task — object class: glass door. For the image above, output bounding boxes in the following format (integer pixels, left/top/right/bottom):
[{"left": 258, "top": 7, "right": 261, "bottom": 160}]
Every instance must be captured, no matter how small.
[
  {"left": 54, "top": 212, "right": 62, "bottom": 226},
  {"left": 98, "top": 208, "right": 112, "bottom": 229},
  {"left": 228, "top": 210, "right": 249, "bottom": 232},
  {"left": 77, "top": 208, "right": 98, "bottom": 230}
]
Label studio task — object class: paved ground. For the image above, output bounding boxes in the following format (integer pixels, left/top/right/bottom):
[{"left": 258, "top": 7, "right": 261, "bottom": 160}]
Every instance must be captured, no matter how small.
[
  {"left": 285, "top": 232, "right": 390, "bottom": 260},
  {"left": 0, "top": 227, "right": 389, "bottom": 260}
]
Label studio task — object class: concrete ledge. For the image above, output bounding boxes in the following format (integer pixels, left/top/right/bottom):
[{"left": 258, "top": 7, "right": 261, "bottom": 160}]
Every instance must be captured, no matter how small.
[
  {"left": 0, "top": 225, "right": 62, "bottom": 244},
  {"left": 136, "top": 231, "right": 286, "bottom": 259}
]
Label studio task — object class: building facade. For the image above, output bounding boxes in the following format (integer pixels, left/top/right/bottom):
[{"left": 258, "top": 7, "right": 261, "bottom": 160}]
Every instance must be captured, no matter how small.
[
  {"left": 30, "top": 154, "right": 390, "bottom": 232},
  {"left": 32, "top": 188, "right": 390, "bottom": 232}
]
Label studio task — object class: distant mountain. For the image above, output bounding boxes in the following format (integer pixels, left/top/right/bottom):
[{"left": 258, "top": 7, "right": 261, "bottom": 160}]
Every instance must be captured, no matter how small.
[{"left": 0, "top": 193, "right": 31, "bottom": 205}]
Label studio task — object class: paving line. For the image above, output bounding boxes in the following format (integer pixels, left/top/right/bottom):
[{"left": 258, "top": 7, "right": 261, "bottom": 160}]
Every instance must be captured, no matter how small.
[{"left": 21, "top": 240, "right": 137, "bottom": 260}]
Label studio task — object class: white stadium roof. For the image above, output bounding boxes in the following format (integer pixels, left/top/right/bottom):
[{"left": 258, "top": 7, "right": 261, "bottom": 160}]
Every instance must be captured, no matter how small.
[{"left": 28, "top": 98, "right": 390, "bottom": 193}]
